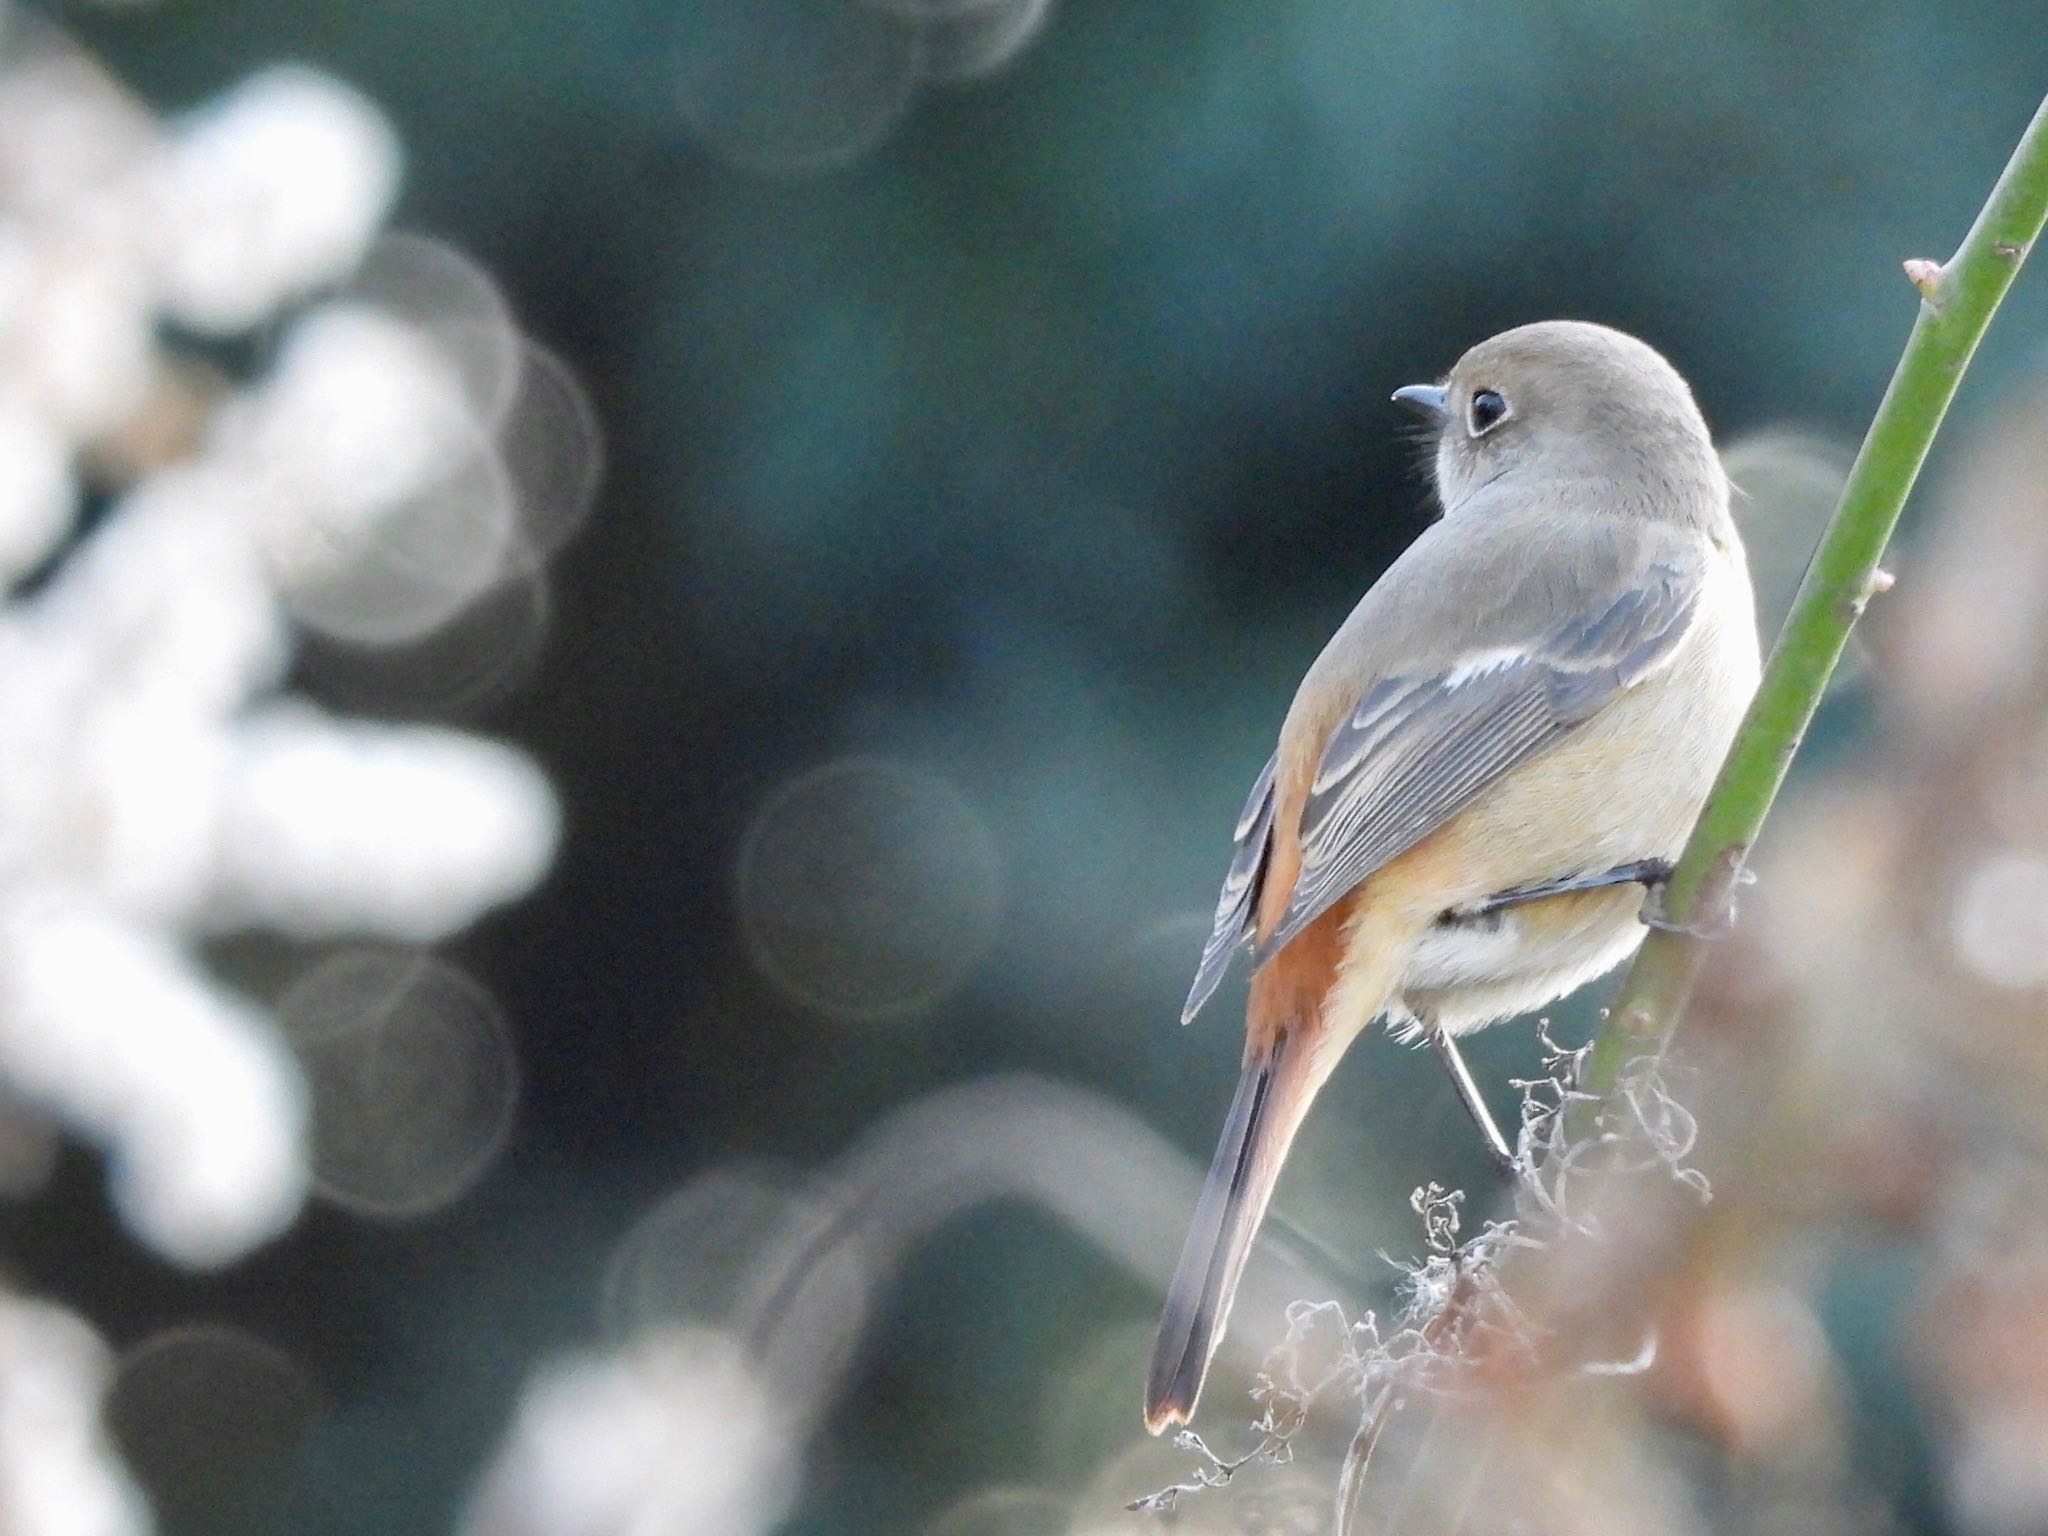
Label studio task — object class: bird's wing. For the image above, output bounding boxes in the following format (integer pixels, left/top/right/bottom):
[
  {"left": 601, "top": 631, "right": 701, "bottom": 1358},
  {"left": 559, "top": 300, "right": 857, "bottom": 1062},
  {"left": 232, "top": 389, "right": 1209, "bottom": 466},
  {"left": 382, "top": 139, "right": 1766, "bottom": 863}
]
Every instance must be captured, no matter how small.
[
  {"left": 1259, "top": 551, "right": 1705, "bottom": 961},
  {"left": 1179, "top": 752, "right": 1276, "bottom": 1023}
]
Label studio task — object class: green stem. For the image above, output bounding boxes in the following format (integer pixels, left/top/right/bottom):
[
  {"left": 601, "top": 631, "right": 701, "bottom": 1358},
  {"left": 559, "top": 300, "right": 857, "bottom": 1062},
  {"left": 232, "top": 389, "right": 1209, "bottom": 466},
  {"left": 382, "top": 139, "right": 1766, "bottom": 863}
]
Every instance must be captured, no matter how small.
[{"left": 1577, "top": 91, "right": 2048, "bottom": 1104}]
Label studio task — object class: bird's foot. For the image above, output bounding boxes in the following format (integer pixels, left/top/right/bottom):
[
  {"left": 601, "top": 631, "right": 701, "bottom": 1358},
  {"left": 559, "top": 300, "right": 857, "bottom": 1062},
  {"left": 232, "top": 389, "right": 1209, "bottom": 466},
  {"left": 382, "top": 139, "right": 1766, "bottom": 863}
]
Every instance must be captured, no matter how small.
[{"left": 1639, "top": 860, "right": 1751, "bottom": 939}]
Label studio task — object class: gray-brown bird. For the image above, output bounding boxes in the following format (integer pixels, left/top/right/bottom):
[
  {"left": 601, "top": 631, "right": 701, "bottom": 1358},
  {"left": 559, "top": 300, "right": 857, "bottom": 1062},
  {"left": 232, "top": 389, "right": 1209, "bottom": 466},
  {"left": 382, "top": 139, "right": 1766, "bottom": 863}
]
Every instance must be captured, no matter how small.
[{"left": 1145, "top": 320, "right": 1760, "bottom": 1433}]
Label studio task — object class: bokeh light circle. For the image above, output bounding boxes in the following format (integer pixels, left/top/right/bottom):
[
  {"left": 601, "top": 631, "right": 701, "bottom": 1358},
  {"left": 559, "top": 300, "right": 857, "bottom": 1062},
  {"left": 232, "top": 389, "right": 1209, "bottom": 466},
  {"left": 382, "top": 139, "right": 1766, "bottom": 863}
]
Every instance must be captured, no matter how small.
[
  {"left": 105, "top": 1325, "right": 320, "bottom": 1530},
  {"left": 295, "top": 565, "right": 553, "bottom": 720},
  {"left": 915, "top": 0, "right": 1055, "bottom": 83},
  {"left": 1952, "top": 849, "right": 2048, "bottom": 990},
  {"left": 497, "top": 340, "right": 604, "bottom": 567},
  {"left": 600, "top": 1161, "right": 871, "bottom": 1419},
  {"left": 601, "top": 1163, "right": 804, "bottom": 1336},
  {"left": 341, "top": 231, "right": 523, "bottom": 428},
  {"left": 736, "top": 757, "right": 1002, "bottom": 1023},
  {"left": 282, "top": 424, "right": 518, "bottom": 648},
  {"left": 279, "top": 946, "right": 519, "bottom": 1216},
  {"left": 670, "top": 0, "right": 925, "bottom": 174},
  {"left": 1722, "top": 430, "right": 1855, "bottom": 634}
]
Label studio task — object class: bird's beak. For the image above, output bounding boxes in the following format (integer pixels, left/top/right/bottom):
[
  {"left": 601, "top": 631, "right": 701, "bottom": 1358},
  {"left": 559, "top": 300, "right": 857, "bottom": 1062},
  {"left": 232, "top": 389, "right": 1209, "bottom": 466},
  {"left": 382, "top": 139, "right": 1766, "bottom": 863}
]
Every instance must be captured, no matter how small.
[{"left": 1391, "top": 383, "right": 1448, "bottom": 423}]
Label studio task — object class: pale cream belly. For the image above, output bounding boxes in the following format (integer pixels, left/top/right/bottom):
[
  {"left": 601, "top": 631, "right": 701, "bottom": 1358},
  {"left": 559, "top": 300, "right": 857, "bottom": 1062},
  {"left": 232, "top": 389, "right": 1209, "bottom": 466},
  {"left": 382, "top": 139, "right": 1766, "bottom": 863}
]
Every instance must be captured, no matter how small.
[{"left": 1395, "top": 885, "right": 1649, "bottom": 1036}]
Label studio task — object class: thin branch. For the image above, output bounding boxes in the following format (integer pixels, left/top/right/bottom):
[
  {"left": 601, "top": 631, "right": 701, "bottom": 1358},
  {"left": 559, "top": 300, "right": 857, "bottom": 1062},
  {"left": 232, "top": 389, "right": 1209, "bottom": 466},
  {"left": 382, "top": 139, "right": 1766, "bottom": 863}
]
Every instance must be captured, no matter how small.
[{"left": 1577, "top": 91, "right": 2048, "bottom": 1107}]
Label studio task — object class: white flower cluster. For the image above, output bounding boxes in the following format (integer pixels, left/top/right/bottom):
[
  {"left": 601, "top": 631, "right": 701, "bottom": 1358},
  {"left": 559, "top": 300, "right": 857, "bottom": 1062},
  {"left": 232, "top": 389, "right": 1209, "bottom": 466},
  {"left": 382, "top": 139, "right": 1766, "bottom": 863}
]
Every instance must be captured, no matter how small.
[
  {"left": 0, "top": 1295, "right": 149, "bottom": 1536},
  {"left": 460, "top": 1329, "right": 798, "bottom": 1536},
  {"left": 0, "top": 12, "right": 569, "bottom": 1270}
]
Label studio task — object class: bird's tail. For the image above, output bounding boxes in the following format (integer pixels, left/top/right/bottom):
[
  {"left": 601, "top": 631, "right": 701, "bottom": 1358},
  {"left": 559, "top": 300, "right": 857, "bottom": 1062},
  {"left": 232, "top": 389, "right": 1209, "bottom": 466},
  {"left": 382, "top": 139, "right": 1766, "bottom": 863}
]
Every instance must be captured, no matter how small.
[{"left": 1144, "top": 1024, "right": 1327, "bottom": 1434}]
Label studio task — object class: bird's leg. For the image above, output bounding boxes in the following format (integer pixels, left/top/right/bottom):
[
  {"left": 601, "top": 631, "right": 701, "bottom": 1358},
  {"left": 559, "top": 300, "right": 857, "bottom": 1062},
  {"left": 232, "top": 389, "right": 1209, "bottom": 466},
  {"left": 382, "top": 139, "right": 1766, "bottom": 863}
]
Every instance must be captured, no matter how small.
[
  {"left": 1640, "top": 859, "right": 1751, "bottom": 939},
  {"left": 1425, "top": 1021, "right": 1519, "bottom": 1178},
  {"left": 1460, "top": 858, "right": 1674, "bottom": 920}
]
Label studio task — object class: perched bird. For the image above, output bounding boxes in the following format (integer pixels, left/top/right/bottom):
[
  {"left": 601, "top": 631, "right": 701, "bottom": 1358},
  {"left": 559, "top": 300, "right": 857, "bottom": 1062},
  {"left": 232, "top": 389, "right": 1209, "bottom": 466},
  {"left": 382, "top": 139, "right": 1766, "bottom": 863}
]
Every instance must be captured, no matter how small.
[{"left": 1145, "top": 320, "right": 1760, "bottom": 1433}]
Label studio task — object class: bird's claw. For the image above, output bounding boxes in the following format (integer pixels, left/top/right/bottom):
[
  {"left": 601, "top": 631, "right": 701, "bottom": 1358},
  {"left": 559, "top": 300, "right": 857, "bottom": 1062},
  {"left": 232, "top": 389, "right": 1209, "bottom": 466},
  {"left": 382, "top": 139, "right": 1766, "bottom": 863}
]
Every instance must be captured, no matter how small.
[{"left": 1639, "top": 872, "right": 1742, "bottom": 939}]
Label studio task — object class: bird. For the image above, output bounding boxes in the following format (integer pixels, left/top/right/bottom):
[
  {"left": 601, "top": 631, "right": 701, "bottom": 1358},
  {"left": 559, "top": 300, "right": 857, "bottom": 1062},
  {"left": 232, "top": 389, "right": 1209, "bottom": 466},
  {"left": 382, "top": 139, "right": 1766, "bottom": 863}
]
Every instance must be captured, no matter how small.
[{"left": 1144, "top": 319, "right": 1760, "bottom": 1434}]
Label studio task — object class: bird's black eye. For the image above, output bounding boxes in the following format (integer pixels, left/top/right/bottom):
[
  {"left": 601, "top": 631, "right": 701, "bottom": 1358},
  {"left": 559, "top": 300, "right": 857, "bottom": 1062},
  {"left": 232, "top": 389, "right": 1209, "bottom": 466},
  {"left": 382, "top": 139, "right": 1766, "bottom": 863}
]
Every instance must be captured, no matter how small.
[{"left": 1469, "top": 389, "right": 1509, "bottom": 435}]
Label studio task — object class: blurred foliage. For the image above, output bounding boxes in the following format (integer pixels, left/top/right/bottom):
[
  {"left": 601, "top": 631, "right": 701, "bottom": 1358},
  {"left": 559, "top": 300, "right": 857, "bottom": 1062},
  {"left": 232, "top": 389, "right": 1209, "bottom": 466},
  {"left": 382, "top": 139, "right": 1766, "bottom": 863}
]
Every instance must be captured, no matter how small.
[{"left": 14, "top": 1, "right": 2048, "bottom": 1533}]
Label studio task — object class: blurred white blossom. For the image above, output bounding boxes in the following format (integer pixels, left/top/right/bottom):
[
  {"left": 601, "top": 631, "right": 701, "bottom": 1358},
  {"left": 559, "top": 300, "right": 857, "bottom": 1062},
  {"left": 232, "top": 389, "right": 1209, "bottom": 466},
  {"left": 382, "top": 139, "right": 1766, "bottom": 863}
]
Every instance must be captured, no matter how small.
[
  {"left": 0, "top": 897, "right": 305, "bottom": 1264},
  {"left": 0, "top": 12, "right": 583, "bottom": 1275},
  {"left": 460, "top": 1329, "right": 799, "bottom": 1536},
  {"left": 207, "top": 706, "right": 556, "bottom": 941},
  {"left": 0, "top": 1294, "right": 150, "bottom": 1536},
  {"left": 150, "top": 66, "right": 400, "bottom": 332}
]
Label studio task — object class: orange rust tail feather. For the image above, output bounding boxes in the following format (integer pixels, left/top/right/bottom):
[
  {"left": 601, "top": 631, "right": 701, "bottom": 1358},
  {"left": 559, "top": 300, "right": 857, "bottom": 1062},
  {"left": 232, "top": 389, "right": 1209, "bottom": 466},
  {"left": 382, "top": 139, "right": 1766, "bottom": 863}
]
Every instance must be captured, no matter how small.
[{"left": 1145, "top": 894, "right": 1415, "bottom": 1433}]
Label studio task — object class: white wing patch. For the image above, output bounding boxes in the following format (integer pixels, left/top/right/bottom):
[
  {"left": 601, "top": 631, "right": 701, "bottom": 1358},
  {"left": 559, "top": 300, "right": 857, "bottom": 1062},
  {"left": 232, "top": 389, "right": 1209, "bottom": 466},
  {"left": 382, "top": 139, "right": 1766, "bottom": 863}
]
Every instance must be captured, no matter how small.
[{"left": 1441, "top": 647, "right": 1529, "bottom": 688}]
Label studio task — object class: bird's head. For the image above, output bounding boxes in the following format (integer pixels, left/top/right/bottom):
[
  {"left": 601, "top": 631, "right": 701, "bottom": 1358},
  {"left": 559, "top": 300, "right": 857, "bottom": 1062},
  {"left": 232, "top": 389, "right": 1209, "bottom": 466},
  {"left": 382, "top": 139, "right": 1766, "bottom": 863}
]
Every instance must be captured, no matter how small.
[{"left": 1394, "top": 320, "right": 1724, "bottom": 520}]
